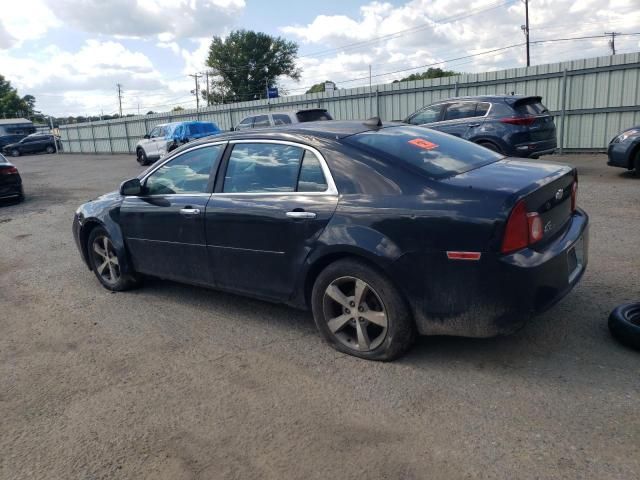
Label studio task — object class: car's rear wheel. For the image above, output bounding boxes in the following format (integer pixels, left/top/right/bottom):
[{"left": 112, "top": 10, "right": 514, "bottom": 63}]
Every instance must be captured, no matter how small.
[
  {"left": 633, "top": 150, "right": 640, "bottom": 177},
  {"left": 608, "top": 303, "right": 640, "bottom": 350},
  {"left": 311, "top": 259, "right": 415, "bottom": 361},
  {"left": 46, "top": 145, "right": 55, "bottom": 154},
  {"left": 477, "top": 141, "right": 502, "bottom": 154},
  {"left": 87, "top": 227, "right": 139, "bottom": 291},
  {"left": 10, "top": 149, "right": 20, "bottom": 157},
  {"left": 136, "top": 148, "right": 149, "bottom": 166}
]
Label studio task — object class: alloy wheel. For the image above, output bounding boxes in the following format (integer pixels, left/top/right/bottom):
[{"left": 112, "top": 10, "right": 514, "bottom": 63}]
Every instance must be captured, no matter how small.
[
  {"left": 322, "top": 276, "right": 388, "bottom": 352},
  {"left": 91, "top": 235, "right": 120, "bottom": 285}
]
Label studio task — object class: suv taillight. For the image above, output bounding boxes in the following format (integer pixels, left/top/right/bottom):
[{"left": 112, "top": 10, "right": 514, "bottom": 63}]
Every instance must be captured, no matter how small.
[
  {"left": 500, "top": 116, "right": 536, "bottom": 126},
  {"left": 501, "top": 200, "right": 543, "bottom": 254}
]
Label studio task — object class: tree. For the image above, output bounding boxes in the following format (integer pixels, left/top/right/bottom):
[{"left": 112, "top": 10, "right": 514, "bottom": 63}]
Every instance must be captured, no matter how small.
[
  {"left": 305, "top": 81, "right": 337, "bottom": 94},
  {"left": 205, "top": 30, "right": 301, "bottom": 104},
  {"left": 392, "top": 67, "right": 458, "bottom": 83},
  {"left": 171, "top": 106, "right": 185, "bottom": 112},
  {"left": 0, "top": 74, "right": 32, "bottom": 118}
]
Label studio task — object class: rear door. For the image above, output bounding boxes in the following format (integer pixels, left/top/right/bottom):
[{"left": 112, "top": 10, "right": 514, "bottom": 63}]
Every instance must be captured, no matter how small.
[
  {"left": 435, "top": 102, "right": 487, "bottom": 138},
  {"left": 204, "top": 140, "right": 339, "bottom": 300},
  {"left": 119, "top": 142, "right": 225, "bottom": 284}
]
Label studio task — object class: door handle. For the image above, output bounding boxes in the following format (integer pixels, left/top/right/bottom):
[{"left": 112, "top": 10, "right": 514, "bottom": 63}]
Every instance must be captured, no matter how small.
[
  {"left": 286, "top": 211, "right": 316, "bottom": 219},
  {"left": 180, "top": 207, "right": 201, "bottom": 216}
]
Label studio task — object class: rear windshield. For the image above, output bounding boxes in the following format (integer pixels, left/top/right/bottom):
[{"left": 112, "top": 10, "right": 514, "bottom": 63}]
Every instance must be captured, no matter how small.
[
  {"left": 514, "top": 99, "right": 549, "bottom": 115},
  {"left": 346, "top": 125, "right": 503, "bottom": 178},
  {"left": 296, "top": 110, "right": 333, "bottom": 122}
]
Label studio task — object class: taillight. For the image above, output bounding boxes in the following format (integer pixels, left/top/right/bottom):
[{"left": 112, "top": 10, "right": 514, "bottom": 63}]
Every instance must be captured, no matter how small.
[
  {"left": 571, "top": 177, "right": 578, "bottom": 212},
  {"left": 501, "top": 200, "right": 544, "bottom": 254},
  {"left": 500, "top": 116, "right": 536, "bottom": 126},
  {"left": 0, "top": 166, "right": 18, "bottom": 175}
]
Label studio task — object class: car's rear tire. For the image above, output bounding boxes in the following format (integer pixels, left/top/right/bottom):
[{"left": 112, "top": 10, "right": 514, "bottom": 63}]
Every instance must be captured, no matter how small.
[
  {"left": 136, "top": 148, "right": 149, "bottom": 166},
  {"left": 87, "top": 227, "right": 140, "bottom": 292},
  {"left": 608, "top": 303, "right": 640, "bottom": 350},
  {"left": 633, "top": 150, "right": 640, "bottom": 177},
  {"left": 46, "top": 145, "right": 55, "bottom": 154},
  {"left": 477, "top": 141, "right": 502, "bottom": 154},
  {"left": 311, "top": 258, "right": 416, "bottom": 361},
  {"left": 10, "top": 149, "right": 20, "bottom": 157}
]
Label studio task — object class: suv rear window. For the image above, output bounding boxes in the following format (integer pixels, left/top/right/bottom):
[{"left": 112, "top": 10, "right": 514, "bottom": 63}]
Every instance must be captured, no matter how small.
[
  {"left": 346, "top": 125, "right": 503, "bottom": 178},
  {"left": 296, "top": 110, "right": 333, "bottom": 122},
  {"left": 514, "top": 99, "right": 549, "bottom": 115}
]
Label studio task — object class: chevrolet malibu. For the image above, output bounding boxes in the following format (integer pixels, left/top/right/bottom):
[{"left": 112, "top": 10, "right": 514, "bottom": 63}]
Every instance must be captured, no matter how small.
[{"left": 73, "top": 120, "right": 588, "bottom": 361}]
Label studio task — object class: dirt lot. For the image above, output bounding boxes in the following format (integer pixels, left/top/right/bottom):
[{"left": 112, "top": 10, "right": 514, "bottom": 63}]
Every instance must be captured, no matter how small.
[{"left": 1, "top": 152, "right": 639, "bottom": 479}]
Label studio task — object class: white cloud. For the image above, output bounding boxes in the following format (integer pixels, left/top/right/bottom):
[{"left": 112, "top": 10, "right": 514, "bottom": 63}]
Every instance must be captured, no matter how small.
[
  {"left": 44, "top": 0, "right": 244, "bottom": 40},
  {"left": 0, "top": 0, "right": 60, "bottom": 48}
]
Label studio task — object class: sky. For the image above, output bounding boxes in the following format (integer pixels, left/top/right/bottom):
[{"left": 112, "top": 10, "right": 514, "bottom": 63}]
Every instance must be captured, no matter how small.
[{"left": 0, "top": 0, "right": 639, "bottom": 117}]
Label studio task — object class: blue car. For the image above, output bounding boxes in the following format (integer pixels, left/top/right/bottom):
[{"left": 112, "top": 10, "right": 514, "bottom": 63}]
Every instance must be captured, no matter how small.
[
  {"left": 405, "top": 95, "right": 557, "bottom": 158},
  {"left": 135, "top": 121, "right": 221, "bottom": 165},
  {"left": 607, "top": 126, "right": 640, "bottom": 175}
]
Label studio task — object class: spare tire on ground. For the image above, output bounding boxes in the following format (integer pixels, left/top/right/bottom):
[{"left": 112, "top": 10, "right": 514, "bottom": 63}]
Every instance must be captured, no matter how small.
[{"left": 608, "top": 303, "right": 640, "bottom": 350}]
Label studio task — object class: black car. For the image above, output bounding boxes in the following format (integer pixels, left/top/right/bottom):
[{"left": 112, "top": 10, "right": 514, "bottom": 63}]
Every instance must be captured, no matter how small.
[
  {"left": 405, "top": 95, "right": 557, "bottom": 158},
  {"left": 607, "top": 126, "right": 640, "bottom": 175},
  {"left": 72, "top": 120, "right": 588, "bottom": 361},
  {"left": 2, "top": 134, "right": 61, "bottom": 157},
  {"left": 0, "top": 153, "right": 23, "bottom": 202},
  {"left": 0, "top": 134, "right": 27, "bottom": 150}
]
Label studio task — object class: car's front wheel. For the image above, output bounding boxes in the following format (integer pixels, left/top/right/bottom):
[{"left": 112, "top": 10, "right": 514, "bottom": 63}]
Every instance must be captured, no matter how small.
[
  {"left": 87, "top": 227, "right": 139, "bottom": 291},
  {"left": 136, "top": 148, "right": 149, "bottom": 166},
  {"left": 10, "top": 149, "right": 20, "bottom": 157},
  {"left": 477, "top": 141, "right": 502, "bottom": 154},
  {"left": 311, "top": 259, "right": 416, "bottom": 361},
  {"left": 46, "top": 145, "right": 55, "bottom": 154}
]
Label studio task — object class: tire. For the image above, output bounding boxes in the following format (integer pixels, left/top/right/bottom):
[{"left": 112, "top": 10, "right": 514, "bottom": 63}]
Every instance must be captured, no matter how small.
[
  {"left": 477, "top": 141, "right": 502, "bottom": 154},
  {"left": 633, "top": 151, "right": 640, "bottom": 177},
  {"left": 136, "top": 148, "right": 149, "bottom": 166},
  {"left": 46, "top": 145, "right": 55, "bottom": 154},
  {"left": 10, "top": 149, "right": 20, "bottom": 157},
  {"left": 608, "top": 303, "right": 640, "bottom": 351},
  {"left": 311, "top": 258, "right": 416, "bottom": 361},
  {"left": 87, "top": 226, "right": 140, "bottom": 292}
]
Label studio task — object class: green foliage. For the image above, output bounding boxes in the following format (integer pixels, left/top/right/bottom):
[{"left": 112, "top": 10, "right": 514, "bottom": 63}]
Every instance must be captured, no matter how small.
[
  {"left": 205, "top": 30, "right": 301, "bottom": 104},
  {"left": 171, "top": 106, "right": 185, "bottom": 112},
  {"left": 305, "top": 81, "right": 337, "bottom": 94},
  {"left": 0, "top": 75, "right": 33, "bottom": 118},
  {"left": 392, "top": 68, "right": 458, "bottom": 83}
]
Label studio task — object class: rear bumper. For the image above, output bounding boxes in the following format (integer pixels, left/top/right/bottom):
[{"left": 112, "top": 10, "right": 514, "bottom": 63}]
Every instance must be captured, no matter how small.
[
  {"left": 510, "top": 138, "right": 557, "bottom": 158},
  {"left": 397, "top": 209, "right": 589, "bottom": 337}
]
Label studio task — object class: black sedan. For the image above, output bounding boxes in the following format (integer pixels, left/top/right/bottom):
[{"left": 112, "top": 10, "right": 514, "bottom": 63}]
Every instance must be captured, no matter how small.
[
  {"left": 607, "top": 126, "right": 640, "bottom": 175},
  {"left": 73, "top": 120, "right": 588, "bottom": 360},
  {"left": 2, "top": 134, "right": 60, "bottom": 157},
  {"left": 0, "top": 153, "right": 23, "bottom": 202}
]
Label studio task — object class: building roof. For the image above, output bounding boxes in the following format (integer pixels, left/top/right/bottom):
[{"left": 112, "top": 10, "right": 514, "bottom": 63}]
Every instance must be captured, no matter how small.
[{"left": 0, "top": 118, "right": 33, "bottom": 125}]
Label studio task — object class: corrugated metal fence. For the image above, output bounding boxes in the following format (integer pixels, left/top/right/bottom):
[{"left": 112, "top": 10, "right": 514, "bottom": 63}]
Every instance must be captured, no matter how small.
[{"left": 60, "top": 52, "right": 640, "bottom": 154}]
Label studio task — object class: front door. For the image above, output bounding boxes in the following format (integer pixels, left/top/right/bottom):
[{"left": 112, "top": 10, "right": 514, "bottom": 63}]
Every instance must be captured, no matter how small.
[
  {"left": 433, "top": 101, "right": 484, "bottom": 139},
  {"left": 120, "top": 143, "right": 225, "bottom": 284},
  {"left": 205, "top": 141, "right": 338, "bottom": 300}
]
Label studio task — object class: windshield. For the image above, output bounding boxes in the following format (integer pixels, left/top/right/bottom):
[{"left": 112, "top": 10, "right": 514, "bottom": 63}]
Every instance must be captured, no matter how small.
[{"left": 345, "top": 125, "right": 503, "bottom": 178}]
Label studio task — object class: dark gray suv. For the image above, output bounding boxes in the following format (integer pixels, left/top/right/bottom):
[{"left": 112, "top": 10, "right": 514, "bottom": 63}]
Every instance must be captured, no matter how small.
[{"left": 405, "top": 95, "right": 557, "bottom": 158}]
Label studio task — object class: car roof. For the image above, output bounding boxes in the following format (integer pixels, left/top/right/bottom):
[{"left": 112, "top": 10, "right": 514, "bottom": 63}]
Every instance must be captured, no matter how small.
[
  {"left": 430, "top": 94, "right": 539, "bottom": 103},
  {"left": 240, "top": 108, "right": 328, "bottom": 118},
  {"left": 190, "top": 120, "right": 401, "bottom": 146}
]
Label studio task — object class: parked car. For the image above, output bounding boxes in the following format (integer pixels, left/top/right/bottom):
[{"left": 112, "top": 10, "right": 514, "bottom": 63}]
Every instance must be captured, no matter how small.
[
  {"left": 2, "top": 133, "right": 61, "bottom": 157},
  {"left": 135, "top": 121, "right": 221, "bottom": 166},
  {"left": 607, "top": 126, "right": 640, "bottom": 175},
  {"left": 233, "top": 108, "right": 332, "bottom": 131},
  {"left": 0, "top": 134, "right": 27, "bottom": 150},
  {"left": 404, "top": 95, "right": 557, "bottom": 158},
  {"left": 0, "top": 153, "right": 23, "bottom": 202},
  {"left": 73, "top": 120, "right": 588, "bottom": 361}
]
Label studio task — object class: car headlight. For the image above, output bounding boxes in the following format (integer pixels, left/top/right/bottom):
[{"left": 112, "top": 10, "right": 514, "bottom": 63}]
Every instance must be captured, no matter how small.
[{"left": 614, "top": 129, "right": 640, "bottom": 143}]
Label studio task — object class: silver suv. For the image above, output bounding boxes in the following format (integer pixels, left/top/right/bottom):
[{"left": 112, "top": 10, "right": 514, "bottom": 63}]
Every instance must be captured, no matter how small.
[{"left": 233, "top": 108, "right": 332, "bottom": 131}]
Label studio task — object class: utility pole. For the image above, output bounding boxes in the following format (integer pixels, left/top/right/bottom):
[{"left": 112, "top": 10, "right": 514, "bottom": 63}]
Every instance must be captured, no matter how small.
[
  {"left": 116, "top": 83, "right": 123, "bottom": 117},
  {"left": 189, "top": 73, "right": 201, "bottom": 109},
  {"left": 205, "top": 71, "right": 210, "bottom": 106},
  {"left": 605, "top": 32, "right": 620, "bottom": 55},
  {"left": 521, "top": 0, "right": 530, "bottom": 67}
]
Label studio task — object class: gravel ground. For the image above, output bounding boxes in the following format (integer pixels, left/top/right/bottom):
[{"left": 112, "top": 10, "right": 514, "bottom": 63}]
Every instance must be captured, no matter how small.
[{"left": 1, "top": 152, "right": 639, "bottom": 480}]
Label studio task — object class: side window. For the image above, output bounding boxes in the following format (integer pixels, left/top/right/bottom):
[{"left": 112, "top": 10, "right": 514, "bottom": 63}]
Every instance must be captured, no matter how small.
[
  {"left": 237, "top": 117, "right": 253, "bottom": 130},
  {"left": 444, "top": 102, "right": 478, "bottom": 121},
  {"left": 253, "top": 115, "right": 270, "bottom": 128},
  {"left": 223, "top": 143, "right": 303, "bottom": 193},
  {"left": 145, "top": 145, "right": 223, "bottom": 195},
  {"left": 409, "top": 104, "right": 442, "bottom": 125},
  {"left": 297, "top": 150, "right": 328, "bottom": 192},
  {"left": 149, "top": 127, "right": 160, "bottom": 138},
  {"left": 476, "top": 102, "right": 490, "bottom": 116},
  {"left": 273, "top": 114, "right": 292, "bottom": 125}
]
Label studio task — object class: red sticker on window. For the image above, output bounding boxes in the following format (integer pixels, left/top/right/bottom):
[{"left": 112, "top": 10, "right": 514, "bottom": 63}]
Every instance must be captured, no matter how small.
[{"left": 408, "top": 138, "right": 438, "bottom": 150}]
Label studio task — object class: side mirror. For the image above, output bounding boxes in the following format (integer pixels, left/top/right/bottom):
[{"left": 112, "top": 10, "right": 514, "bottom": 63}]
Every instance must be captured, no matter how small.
[
  {"left": 120, "top": 178, "right": 142, "bottom": 196},
  {"left": 143, "top": 134, "right": 150, "bottom": 139},
  {"left": 229, "top": 126, "right": 235, "bottom": 132}
]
